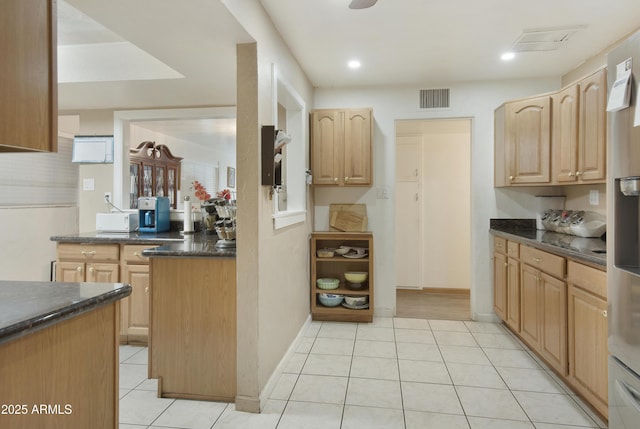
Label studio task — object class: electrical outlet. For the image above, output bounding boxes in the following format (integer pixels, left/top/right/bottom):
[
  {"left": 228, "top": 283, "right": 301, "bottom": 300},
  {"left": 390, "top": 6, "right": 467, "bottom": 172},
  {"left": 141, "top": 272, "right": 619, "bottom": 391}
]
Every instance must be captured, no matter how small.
[
  {"left": 589, "top": 190, "right": 599, "bottom": 205},
  {"left": 104, "top": 192, "right": 112, "bottom": 203}
]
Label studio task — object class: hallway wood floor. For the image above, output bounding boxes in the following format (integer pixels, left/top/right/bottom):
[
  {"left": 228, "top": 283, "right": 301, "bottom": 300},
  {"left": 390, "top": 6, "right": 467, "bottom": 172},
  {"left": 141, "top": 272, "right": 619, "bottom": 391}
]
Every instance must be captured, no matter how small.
[{"left": 396, "top": 289, "right": 471, "bottom": 320}]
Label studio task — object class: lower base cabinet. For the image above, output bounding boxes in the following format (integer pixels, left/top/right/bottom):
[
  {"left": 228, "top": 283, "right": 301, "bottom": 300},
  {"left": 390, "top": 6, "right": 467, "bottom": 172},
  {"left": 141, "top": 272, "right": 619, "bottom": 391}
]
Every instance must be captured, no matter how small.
[
  {"left": 492, "top": 237, "right": 607, "bottom": 420},
  {"left": 567, "top": 261, "right": 608, "bottom": 418}
]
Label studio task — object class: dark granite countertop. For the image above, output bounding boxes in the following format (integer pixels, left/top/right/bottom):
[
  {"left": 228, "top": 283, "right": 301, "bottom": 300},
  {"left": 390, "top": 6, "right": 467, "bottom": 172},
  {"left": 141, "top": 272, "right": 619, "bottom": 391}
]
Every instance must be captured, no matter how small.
[
  {"left": 50, "top": 230, "right": 188, "bottom": 244},
  {"left": 50, "top": 231, "right": 236, "bottom": 258},
  {"left": 490, "top": 219, "right": 606, "bottom": 268},
  {"left": 0, "top": 281, "right": 131, "bottom": 345},
  {"left": 142, "top": 234, "right": 236, "bottom": 258}
]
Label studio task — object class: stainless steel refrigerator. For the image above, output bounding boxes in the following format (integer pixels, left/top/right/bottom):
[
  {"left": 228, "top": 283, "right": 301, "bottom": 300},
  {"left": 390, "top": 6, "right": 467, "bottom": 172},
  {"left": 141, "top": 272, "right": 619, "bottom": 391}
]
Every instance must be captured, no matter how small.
[{"left": 608, "top": 29, "right": 640, "bottom": 428}]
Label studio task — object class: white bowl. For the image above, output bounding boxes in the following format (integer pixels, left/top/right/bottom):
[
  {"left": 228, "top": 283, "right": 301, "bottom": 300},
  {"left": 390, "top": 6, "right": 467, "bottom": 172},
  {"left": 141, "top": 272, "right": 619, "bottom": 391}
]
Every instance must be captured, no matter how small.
[
  {"left": 344, "top": 295, "right": 368, "bottom": 306},
  {"left": 319, "top": 293, "right": 344, "bottom": 307},
  {"left": 334, "top": 247, "right": 350, "bottom": 255}
]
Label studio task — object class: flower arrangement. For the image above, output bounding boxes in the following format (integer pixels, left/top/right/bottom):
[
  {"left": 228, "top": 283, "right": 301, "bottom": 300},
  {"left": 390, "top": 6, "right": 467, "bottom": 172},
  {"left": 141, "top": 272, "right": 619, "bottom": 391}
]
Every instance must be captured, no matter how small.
[
  {"left": 217, "top": 189, "right": 232, "bottom": 200},
  {"left": 192, "top": 181, "right": 211, "bottom": 201}
]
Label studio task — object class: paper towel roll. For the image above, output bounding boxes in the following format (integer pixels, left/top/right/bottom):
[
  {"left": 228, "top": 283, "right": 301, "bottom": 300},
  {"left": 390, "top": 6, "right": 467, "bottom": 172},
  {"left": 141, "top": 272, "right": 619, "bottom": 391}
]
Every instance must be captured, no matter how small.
[{"left": 183, "top": 199, "right": 194, "bottom": 233}]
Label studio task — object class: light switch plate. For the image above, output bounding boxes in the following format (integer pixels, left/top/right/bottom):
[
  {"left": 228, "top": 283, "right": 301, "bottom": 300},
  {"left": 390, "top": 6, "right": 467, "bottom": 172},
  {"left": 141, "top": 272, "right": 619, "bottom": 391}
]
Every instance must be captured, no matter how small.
[
  {"left": 83, "top": 178, "right": 95, "bottom": 191},
  {"left": 589, "top": 190, "right": 599, "bottom": 205}
]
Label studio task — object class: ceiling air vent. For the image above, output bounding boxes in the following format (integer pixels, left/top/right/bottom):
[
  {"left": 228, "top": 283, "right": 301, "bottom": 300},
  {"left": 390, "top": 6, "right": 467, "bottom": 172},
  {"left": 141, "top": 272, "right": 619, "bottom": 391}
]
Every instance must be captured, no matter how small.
[
  {"left": 420, "top": 88, "right": 450, "bottom": 109},
  {"left": 512, "top": 26, "right": 585, "bottom": 52}
]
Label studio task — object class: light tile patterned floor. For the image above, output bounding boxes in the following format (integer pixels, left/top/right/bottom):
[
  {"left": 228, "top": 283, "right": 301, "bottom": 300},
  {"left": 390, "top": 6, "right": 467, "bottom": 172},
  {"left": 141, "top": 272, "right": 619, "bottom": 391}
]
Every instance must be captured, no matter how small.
[{"left": 118, "top": 317, "right": 608, "bottom": 429}]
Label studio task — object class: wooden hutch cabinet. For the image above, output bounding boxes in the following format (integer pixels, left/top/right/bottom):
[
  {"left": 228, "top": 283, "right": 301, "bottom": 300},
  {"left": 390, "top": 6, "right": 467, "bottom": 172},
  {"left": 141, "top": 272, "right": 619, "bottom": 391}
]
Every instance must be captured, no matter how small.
[{"left": 129, "top": 141, "right": 182, "bottom": 209}]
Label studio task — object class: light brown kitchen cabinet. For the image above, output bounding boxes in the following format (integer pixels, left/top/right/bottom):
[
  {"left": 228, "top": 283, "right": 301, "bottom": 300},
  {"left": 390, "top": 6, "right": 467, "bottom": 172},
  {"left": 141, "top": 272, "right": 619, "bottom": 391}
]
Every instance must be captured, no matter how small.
[
  {"left": 493, "top": 238, "right": 521, "bottom": 332},
  {"left": 311, "top": 108, "right": 372, "bottom": 186},
  {"left": 493, "top": 237, "right": 508, "bottom": 320},
  {"left": 56, "top": 243, "right": 119, "bottom": 283},
  {"left": 567, "top": 261, "right": 608, "bottom": 418},
  {"left": 577, "top": 69, "right": 607, "bottom": 182},
  {"left": 499, "top": 95, "right": 552, "bottom": 186},
  {"left": 0, "top": 0, "right": 57, "bottom": 152},
  {"left": 506, "top": 242, "right": 521, "bottom": 332},
  {"left": 120, "top": 245, "right": 154, "bottom": 344},
  {"left": 519, "top": 245, "right": 567, "bottom": 375},
  {"left": 554, "top": 69, "right": 607, "bottom": 183}
]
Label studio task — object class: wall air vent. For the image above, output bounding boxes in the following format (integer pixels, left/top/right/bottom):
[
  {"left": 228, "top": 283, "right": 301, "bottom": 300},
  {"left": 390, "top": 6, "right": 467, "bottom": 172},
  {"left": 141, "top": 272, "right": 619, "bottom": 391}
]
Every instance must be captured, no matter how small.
[{"left": 419, "top": 88, "right": 450, "bottom": 109}]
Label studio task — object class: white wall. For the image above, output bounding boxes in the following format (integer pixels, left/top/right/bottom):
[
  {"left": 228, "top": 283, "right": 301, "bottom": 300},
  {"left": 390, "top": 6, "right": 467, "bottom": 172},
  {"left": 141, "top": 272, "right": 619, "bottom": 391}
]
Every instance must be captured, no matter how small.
[
  {"left": 223, "top": 0, "right": 315, "bottom": 413},
  {"left": 314, "top": 77, "right": 560, "bottom": 320}
]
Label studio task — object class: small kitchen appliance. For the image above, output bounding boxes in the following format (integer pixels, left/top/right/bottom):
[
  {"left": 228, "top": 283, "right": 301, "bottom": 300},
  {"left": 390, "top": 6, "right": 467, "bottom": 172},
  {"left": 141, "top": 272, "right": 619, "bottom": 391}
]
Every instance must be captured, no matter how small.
[
  {"left": 96, "top": 212, "right": 139, "bottom": 232},
  {"left": 138, "top": 196, "right": 170, "bottom": 233}
]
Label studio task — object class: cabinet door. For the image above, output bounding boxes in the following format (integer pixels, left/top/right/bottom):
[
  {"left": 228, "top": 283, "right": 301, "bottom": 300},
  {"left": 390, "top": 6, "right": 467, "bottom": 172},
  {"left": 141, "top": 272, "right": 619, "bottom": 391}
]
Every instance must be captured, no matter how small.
[
  {"left": 311, "top": 110, "right": 344, "bottom": 185},
  {"left": 122, "top": 264, "right": 150, "bottom": 342},
  {"left": 568, "top": 284, "right": 608, "bottom": 416},
  {"left": 520, "top": 264, "right": 542, "bottom": 349},
  {"left": 506, "top": 96, "right": 551, "bottom": 184},
  {"left": 553, "top": 85, "right": 579, "bottom": 183},
  {"left": 142, "top": 163, "right": 154, "bottom": 197},
  {"left": 506, "top": 257, "right": 520, "bottom": 332},
  {"left": 540, "top": 273, "right": 567, "bottom": 375},
  {"left": 56, "top": 261, "right": 85, "bottom": 282},
  {"left": 155, "top": 165, "right": 166, "bottom": 197},
  {"left": 578, "top": 69, "right": 606, "bottom": 182},
  {"left": 130, "top": 162, "right": 141, "bottom": 209},
  {"left": 1, "top": 0, "right": 57, "bottom": 152},
  {"left": 396, "top": 135, "right": 421, "bottom": 182},
  {"left": 344, "top": 109, "right": 372, "bottom": 185},
  {"left": 86, "top": 263, "right": 119, "bottom": 283},
  {"left": 493, "top": 252, "right": 508, "bottom": 321}
]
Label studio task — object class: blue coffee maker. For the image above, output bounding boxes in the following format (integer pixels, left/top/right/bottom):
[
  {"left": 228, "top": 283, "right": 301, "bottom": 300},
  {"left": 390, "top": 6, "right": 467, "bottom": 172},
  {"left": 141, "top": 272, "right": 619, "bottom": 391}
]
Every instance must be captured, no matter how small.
[{"left": 138, "top": 196, "right": 170, "bottom": 233}]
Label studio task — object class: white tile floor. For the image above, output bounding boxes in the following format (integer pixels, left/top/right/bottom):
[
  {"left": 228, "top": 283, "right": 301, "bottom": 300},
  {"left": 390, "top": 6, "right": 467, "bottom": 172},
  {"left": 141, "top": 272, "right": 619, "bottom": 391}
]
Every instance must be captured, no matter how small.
[{"left": 118, "top": 317, "right": 608, "bottom": 429}]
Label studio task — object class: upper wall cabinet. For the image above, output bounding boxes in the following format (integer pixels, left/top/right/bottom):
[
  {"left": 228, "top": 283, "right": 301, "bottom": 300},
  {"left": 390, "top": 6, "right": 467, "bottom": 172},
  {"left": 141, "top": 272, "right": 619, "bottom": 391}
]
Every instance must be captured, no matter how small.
[
  {"left": 554, "top": 69, "right": 607, "bottom": 184},
  {"left": 495, "top": 95, "right": 552, "bottom": 186},
  {"left": 495, "top": 68, "right": 607, "bottom": 188},
  {"left": 311, "top": 108, "right": 373, "bottom": 186},
  {"left": 0, "top": 0, "right": 57, "bottom": 152}
]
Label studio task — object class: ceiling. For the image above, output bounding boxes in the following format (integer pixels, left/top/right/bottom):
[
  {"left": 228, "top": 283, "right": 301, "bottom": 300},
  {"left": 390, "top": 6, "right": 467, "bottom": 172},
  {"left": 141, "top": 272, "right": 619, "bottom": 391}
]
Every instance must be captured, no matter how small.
[{"left": 58, "top": 0, "right": 640, "bottom": 142}]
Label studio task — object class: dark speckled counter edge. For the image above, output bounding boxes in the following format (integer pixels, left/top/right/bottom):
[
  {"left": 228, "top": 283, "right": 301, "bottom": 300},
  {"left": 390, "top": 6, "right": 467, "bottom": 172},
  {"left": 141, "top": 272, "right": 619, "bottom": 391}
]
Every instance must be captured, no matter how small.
[
  {"left": 0, "top": 284, "right": 131, "bottom": 346},
  {"left": 490, "top": 218, "right": 606, "bottom": 268}
]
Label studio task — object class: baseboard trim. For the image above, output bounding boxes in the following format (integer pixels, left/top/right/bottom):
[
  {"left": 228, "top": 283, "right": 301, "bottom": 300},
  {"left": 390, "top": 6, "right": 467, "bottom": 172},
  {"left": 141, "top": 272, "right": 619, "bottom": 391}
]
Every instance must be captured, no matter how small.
[{"left": 398, "top": 287, "right": 470, "bottom": 296}]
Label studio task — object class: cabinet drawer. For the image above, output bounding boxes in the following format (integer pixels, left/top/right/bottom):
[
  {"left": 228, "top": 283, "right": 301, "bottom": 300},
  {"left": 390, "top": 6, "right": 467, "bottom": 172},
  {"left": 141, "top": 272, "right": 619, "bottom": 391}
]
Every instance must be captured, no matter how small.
[
  {"left": 521, "top": 246, "right": 565, "bottom": 279},
  {"left": 507, "top": 241, "right": 520, "bottom": 258},
  {"left": 568, "top": 260, "right": 607, "bottom": 300},
  {"left": 57, "top": 243, "right": 119, "bottom": 262},
  {"left": 494, "top": 237, "right": 507, "bottom": 254},
  {"left": 122, "top": 245, "right": 155, "bottom": 264}
]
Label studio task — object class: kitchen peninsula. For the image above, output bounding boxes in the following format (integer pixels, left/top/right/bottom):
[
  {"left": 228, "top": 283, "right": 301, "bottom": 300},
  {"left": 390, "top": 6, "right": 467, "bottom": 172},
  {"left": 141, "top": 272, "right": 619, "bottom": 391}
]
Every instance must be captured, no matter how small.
[
  {"left": 0, "top": 281, "right": 131, "bottom": 429},
  {"left": 50, "top": 231, "right": 237, "bottom": 402}
]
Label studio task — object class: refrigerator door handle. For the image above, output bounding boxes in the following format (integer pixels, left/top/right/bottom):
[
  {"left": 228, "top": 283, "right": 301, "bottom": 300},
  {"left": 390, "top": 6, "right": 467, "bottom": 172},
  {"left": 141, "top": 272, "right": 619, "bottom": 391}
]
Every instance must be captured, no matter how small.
[{"left": 616, "top": 379, "right": 640, "bottom": 413}]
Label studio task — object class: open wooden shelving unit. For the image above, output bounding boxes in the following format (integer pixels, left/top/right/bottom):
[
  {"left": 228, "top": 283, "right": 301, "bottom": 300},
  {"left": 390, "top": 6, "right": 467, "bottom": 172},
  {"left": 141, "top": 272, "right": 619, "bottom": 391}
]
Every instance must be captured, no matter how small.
[{"left": 311, "top": 232, "right": 373, "bottom": 323}]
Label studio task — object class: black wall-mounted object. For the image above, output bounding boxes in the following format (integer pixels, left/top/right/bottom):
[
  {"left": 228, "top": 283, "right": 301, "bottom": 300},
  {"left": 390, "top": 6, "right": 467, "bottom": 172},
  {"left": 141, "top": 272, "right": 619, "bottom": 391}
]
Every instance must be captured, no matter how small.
[
  {"left": 261, "top": 125, "right": 275, "bottom": 186},
  {"left": 261, "top": 125, "right": 284, "bottom": 187}
]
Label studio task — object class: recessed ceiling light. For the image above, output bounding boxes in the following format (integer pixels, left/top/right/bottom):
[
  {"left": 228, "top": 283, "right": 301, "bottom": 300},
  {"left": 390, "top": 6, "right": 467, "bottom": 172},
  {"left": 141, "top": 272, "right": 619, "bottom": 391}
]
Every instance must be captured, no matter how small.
[
  {"left": 501, "top": 52, "right": 516, "bottom": 61},
  {"left": 348, "top": 60, "right": 361, "bottom": 69}
]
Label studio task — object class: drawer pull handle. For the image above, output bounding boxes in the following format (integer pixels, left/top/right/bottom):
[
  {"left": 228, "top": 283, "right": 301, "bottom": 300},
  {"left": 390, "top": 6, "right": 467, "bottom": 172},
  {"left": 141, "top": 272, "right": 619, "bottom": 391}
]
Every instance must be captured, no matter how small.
[
  {"left": 603, "top": 310, "right": 608, "bottom": 318},
  {"left": 76, "top": 266, "right": 83, "bottom": 273},
  {"left": 88, "top": 267, "right": 94, "bottom": 273},
  {"left": 504, "top": 262, "right": 508, "bottom": 267},
  {"left": 134, "top": 252, "right": 140, "bottom": 257},
  {"left": 81, "top": 250, "right": 97, "bottom": 256},
  {"left": 533, "top": 257, "right": 542, "bottom": 263},
  {"left": 496, "top": 243, "right": 503, "bottom": 248},
  {"left": 145, "top": 287, "right": 149, "bottom": 294}
]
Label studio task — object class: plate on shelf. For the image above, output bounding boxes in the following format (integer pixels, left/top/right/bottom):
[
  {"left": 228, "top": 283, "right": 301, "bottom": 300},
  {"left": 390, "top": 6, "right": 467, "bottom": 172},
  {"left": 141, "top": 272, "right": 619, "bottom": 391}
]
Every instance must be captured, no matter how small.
[
  {"left": 342, "top": 253, "right": 368, "bottom": 259},
  {"left": 341, "top": 302, "right": 369, "bottom": 310}
]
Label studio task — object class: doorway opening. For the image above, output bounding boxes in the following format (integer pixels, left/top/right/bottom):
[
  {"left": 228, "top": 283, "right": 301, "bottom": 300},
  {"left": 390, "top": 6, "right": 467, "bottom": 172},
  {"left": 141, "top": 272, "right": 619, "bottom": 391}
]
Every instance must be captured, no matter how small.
[{"left": 394, "top": 118, "right": 472, "bottom": 320}]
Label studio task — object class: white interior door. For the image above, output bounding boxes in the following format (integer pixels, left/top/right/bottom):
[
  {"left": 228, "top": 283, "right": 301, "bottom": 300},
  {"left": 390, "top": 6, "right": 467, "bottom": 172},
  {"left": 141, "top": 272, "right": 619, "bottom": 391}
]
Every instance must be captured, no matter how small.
[
  {"left": 395, "top": 119, "right": 471, "bottom": 293},
  {"left": 395, "top": 135, "right": 422, "bottom": 289}
]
